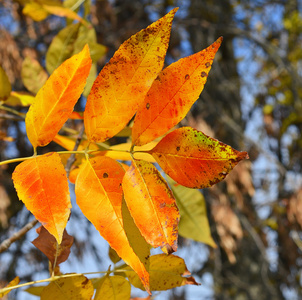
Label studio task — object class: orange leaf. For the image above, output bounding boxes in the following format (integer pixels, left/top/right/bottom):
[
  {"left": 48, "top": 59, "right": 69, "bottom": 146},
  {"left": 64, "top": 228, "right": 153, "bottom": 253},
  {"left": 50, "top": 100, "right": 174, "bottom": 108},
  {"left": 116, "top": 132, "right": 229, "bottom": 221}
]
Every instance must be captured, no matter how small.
[
  {"left": 25, "top": 45, "right": 91, "bottom": 148},
  {"left": 149, "top": 127, "right": 248, "bottom": 189},
  {"left": 132, "top": 37, "right": 222, "bottom": 146},
  {"left": 84, "top": 8, "right": 178, "bottom": 143},
  {"left": 122, "top": 160, "right": 179, "bottom": 254},
  {"left": 12, "top": 152, "right": 71, "bottom": 243},
  {"left": 75, "top": 156, "right": 150, "bottom": 293},
  {"left": 32, "top": 226, "right": 74, "bottom": 266}
]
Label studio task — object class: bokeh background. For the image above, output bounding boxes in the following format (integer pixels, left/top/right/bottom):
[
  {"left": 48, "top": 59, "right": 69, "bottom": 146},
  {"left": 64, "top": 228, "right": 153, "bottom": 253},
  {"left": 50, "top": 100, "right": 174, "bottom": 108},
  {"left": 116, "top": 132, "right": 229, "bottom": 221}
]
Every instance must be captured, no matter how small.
[{"left": 0, "top": 0, "right": 302, "bottom": 299}]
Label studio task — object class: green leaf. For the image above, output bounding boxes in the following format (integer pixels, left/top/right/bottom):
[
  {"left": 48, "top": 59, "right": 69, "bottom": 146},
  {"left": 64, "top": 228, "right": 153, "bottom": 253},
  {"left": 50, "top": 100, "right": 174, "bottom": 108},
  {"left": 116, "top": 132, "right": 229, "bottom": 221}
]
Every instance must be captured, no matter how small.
[
  {"left": 46, "top": 23, "right": 81, "bottom": 74},
  {"left": 21, "top": 57, "right": 48, "bottom": 94},
  {"left": 167, "top": 177, "right": 216, "bottom": 247}
]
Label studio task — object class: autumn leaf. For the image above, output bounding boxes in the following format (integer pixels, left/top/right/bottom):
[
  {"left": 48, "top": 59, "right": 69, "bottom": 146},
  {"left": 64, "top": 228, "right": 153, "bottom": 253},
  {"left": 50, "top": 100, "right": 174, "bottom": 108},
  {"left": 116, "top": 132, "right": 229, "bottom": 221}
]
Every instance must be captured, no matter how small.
[
  {"left": 167, "top": 177, "right": 216, "bottom": 247},
  {"left": 26, "top": 44, "right": 91, "bottom": 148},
  {"left": 32, "top": 226, "right": 74, "bottom": 266},
  {"left": 75, "top": 156, "right": 150, "bottom": 293},
  {"left": 126, "top": 254, "right": 199, "bottom": 291},
  {"left": 21, "top": 56, "right": 48, "bottom": 94},
  {"left": 123, "top": 160, "right": 179, "bottom": 254},
  {"left": 0, "top": 277, "right": 19, "bottom": 298},
  {"left": 94, "top": 275, "right": 131, "bottom": 300},
  {"left": 5, "top": 91, "right": 34, "bottom": 107},
  {"left": 149, "top": 127, "right": 248, "bottom": 188},
  {"left": 12, "top": 152, "right": 71, "bottom": 244},
  {"left": 84, "top": 8, "right": 178, "bottom": 143},
  {"left": 0, "top": 65, "right": 11, "bottom": 100},
  {"left": 132, "top": 37, "right": 222, "bottom": 146},
  {"left": 40, "top": 275, "right": 94, "bottom": 300}
]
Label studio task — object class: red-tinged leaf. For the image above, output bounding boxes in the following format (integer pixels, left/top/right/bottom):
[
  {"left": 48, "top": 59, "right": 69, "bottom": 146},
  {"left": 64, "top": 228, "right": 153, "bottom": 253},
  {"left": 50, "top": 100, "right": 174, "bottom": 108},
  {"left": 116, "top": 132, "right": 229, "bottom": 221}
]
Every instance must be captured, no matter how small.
[
  {"left": 40, "top": 275, "right": 94, "bottom": 300},
  {"left": 94, "top": 275, "right": 131, "bottom": 300},
  {"left": 150, "top": 127, "right": 249, "bottom": 189},
  {"left": 126, "top": 254, "right": 199, "bottom": 291},
  {"left": 25, "top": 45, "right": 91, "bottom": 148},
  {"left": 84, "top": 8, "right": 178, "bottom": 143},
  {"left": 132, "top": 37, "right": 222, "bottom": 146},
  {"left": 12, "top": 152, "right": 71, "bottom": 243},
  {"left": 32, "top": 226, "right": 74, "bottom": 266},
  {"left": 122, "top": 160, "right": 179, "bottom": 254},
  {"left": 75, "top": 156, "right": 150, "bottom": 293},
  {"left": 0, "top": 276, "right": 20, "bottom": 298}
]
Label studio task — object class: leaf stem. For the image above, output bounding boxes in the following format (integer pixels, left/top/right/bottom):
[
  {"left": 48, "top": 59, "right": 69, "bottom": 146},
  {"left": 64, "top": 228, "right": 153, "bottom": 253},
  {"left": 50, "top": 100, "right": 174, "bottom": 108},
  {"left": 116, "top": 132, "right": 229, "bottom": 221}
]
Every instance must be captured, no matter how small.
[
  {"left": 0, "top": 156, "right": 34, "bottom": 166},
  {"left": 0, "top": 269, "right": 132, "bottom": 294},
  {"left": 0, "top": 104, "right": 26, "bottom": 118}
]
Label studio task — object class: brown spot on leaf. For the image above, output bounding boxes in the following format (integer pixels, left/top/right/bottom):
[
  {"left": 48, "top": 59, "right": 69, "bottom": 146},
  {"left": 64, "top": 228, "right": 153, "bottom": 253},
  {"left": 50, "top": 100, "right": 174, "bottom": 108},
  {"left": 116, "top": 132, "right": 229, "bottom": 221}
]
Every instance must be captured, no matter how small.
[
  {"left": 103, "top": 172, "right": 108, "bottom": 178},
  {"left": 205, "top": 62, "right": 211, "bottom": 68},
  {"left": 185, "top": 74, "right": 190, "bottom": 80},
  {"left": 146, "top": 103, "right": 150, "bottom": 110},
  {"left": 201, "top": 71, "right": 207, "bottom": 78},
  {"left": 176, "top": 146, "right": 180, "bottom": 151}
]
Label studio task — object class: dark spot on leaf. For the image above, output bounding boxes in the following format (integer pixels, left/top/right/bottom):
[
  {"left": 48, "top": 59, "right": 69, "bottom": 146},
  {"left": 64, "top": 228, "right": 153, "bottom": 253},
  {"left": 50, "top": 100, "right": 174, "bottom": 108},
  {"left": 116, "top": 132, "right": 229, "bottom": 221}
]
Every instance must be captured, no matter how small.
[
  {"left": 176, "top": 146, "right": 180, "bottom": 151},
  {"left": 201, "top": 71, "right": 207, "bottom": 78},
  {"left": 205, "top": 62, "right": 211, "bottom": 68},
  {"left": 185, "top": 74, "right": 190, "bottom": 80},
  {"left": 146, "top": 103, "right": 150, "bottom": 110},
  {"left": 103, "top": 172, "right": 108, "bottom": 178}
]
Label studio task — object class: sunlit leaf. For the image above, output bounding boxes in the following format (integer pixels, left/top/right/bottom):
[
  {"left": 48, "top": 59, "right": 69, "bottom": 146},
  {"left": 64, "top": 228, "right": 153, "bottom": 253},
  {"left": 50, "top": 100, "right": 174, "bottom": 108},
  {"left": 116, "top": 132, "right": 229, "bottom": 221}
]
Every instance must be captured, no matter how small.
[
  {"left": 5, "top": 91, "right": 34, "bottom": 107},
  {"left": 21, "top": 56, "right": 48, "bottom": 94},
  {"left": 126, "top": 254, "right": 199, "bottom": 291},
  {"left": 123, "top": 160, "right": 179, "bottom": 254},
  {"left": 24, "top": 286, "right": 46, "bottom": 296},
  {"left": 150, "top": 127, "right": 248, "bottom": 188},
  {"left": 94, "top": 275, "right": 131, "bottom": 300},
  {"left": 0, "top": 276, "right": 20, "bottom": 298},
  {"left": 12, "top": 152, "right": 71, "bottom": 243},
  {"left": 43, "top": 5, "right": 88, "bottom": 26},
  {"left": 22, "top": 2, "right": 49, "bottom": 21},
  {"left": 40, "top": 275, "right": 94, "bottom": 300},
  {"left": 75, "top": 156, "right": 150, "bottom": 293},
  {"left": 32, "top": 226, "right": 74, "bottom": 266},
  {"left": 132, "top": 37, "right": 222, "bottom": 146},
  {"left": 167, "top": 177, "right": 216, "bottom": 247},
  {"left": 26, "top": 44, "right": 91, "bottom": 148},
  {"left": 0, "top": 65, "right": 11, "bottom": 100},
  {"left": 84, "top": 8, "right": 178, "bottom": 143}
]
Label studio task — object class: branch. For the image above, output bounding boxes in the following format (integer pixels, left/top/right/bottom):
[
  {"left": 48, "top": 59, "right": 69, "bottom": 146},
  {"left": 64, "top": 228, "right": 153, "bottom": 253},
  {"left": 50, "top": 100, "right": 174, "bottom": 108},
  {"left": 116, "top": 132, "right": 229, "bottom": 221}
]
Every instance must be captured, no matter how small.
[
  {"left": 65, "top": 124, "right": 85, "bottom": 177},
  {"left": 0, "top": 219, "right": 39, "bottom": 253}
]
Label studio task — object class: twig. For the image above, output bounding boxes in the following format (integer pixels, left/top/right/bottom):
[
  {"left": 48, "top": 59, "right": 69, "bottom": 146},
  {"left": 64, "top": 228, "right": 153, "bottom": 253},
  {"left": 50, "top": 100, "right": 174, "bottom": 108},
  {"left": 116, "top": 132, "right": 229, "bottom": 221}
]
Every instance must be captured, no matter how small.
[
  {"left": 65, "top": 124, "right": 85, "bottom": 177},
  {"left": 0, "top": 219, "right": 39, "bottom": 253}
]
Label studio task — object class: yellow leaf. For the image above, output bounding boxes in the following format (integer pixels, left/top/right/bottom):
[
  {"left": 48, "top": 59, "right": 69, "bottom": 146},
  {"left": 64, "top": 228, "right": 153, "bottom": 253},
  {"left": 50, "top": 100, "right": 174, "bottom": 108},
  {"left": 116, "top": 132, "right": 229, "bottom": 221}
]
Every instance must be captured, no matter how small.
[
  {"left": 167, "top": 177, "right": 216, "bottom": 247},
  {"left": 26, "top": 44, "right": 91, "bottom": 148},
  {"left": 0, "top": 276, "right": 20, "bottom": 298},
  {"left": 84, "top": 8, "right": 178, "bottom": 143},
  {"left": 5, "top": 91, "right": 34, "bottom": 107},
  {"left": 43, "top": 5, "right": 88, "bottom": 26},
  {"left": 94, "top": 275, "right": 131, "bottom": 300},
  {"left": 22, "top": 2, "right": 49, "bottom": 21},
  {"left": 126, "top": 254, "right": 199, "bottom": 291},
  {"left": 12, "top": 153, "right": 71, "bottom": 244},
  {"left": 40, "top": 275, "right": 94, "bottom": 300}
]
